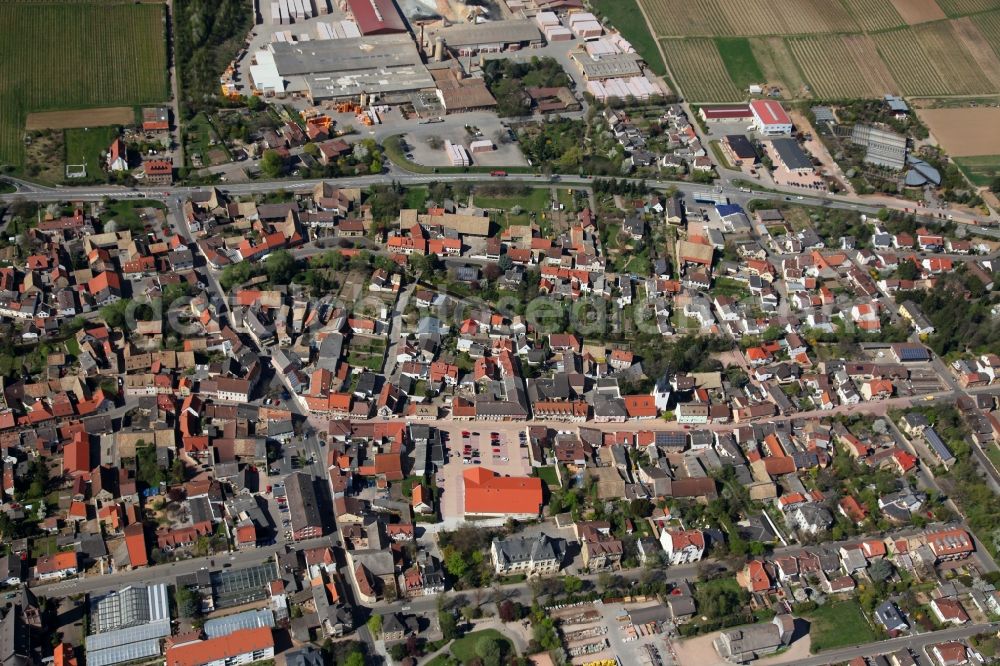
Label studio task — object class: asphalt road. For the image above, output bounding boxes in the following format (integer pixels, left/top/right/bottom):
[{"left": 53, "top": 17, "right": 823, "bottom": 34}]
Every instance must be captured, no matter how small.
[{"left": 2, "top": 170, "right": 995, "bottom": 237}]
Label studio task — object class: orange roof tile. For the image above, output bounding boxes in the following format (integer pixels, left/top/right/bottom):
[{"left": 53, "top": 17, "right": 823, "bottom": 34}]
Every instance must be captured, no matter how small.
[
  {"left": 165, "top": 628, "right": 273, "bottom": 666},
  {"left": 463, "top": 467, "right": 542, "bottom": 516}
]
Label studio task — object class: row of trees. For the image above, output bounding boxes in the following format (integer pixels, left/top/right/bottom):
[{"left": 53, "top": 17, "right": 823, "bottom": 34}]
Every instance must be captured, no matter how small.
[{"left": 174, "top": 0, "right": 251, "bottom": 118}]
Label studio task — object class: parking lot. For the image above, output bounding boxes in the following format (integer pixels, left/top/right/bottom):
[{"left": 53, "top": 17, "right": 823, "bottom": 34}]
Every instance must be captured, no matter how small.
[
  {"left": 402, "top": 124, "right": 528, "bottom": 168},
  {"left": 435, "top": 425, "right": 534, "bottom": 521}
]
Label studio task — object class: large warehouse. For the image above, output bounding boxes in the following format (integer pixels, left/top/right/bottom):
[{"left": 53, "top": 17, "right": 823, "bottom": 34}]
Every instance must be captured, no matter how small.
[
  {"left": 249, "top": 33, "right": 434, "bottom": 102},
  {"left": 345, "top": 0, "right": 407, "bottom": 35},
  {"left": 421, "top": 19, "right": 543, "bottom": 57}
]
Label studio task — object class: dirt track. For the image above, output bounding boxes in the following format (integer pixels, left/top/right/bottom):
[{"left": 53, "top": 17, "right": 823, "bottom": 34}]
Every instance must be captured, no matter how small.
[{"left": 25, "top": 107, "right": 133, "bottom": 130}]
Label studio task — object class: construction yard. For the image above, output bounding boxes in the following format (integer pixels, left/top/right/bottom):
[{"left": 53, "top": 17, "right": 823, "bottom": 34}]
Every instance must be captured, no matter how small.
[{"left": 548, "top": 600, "right": 675, "bottom": 666}]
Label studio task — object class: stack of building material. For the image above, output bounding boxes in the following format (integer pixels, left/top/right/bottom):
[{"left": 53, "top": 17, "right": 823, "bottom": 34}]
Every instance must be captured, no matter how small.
[
  {"left": 445, "top": 140, "right": 470, "bottom": 166},
  {"left": 566, "top": 12, "right": 602, "bottom": 39}
]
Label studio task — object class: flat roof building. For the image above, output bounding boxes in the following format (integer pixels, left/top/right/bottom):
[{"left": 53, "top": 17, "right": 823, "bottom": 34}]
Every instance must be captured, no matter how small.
[
  {"left": 723, "top": 134, "right": 758, "bottom": 164},
  {"left": 422, "top": 19, "right": 543, "bottom": 57},
  {"left": 750, "top": 99, "right": 792, "bottom": 135},
  {"left": 571, "top": 52, "right": 643, "bottom": 80},
  {"left": 770, "top": 138, "right": 813, "bottom": 173},
  {"left": 249, "top": 35, "right": 433, "bottom": 102},
  {"left": 699, "top": 105, "right": 752, "bottom": 123}
]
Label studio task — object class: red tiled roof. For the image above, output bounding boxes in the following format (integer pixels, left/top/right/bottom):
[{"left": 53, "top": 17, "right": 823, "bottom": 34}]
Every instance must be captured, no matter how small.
[
  {"left": 346, "top": 0, "right": 406, "bottom": 34},
  {"left": 124, "top": 522, "right": 148, "bottom": 568},
  {"left": 463, "top": 467, "right": 542, "bottom": 516},
  {"left": 165, "top": 628, "right": 273, "bottom": 666}
]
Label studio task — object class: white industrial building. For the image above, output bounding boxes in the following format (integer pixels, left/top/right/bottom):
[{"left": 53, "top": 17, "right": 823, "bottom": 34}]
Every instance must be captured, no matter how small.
[{"left": 249, "top": 34, "right": 434, "bottom": 102}]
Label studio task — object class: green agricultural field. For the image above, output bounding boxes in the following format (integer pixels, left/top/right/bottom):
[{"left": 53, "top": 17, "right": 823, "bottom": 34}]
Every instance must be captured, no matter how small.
[
  {"left": 591, "top": 0, "right": 667, "bottom": 75},
  {"left": 806, "top": 600, "right": 877, "bottom": 653},
  {"left": 954, "top": 155, "right": 1000, "bottom": 186},
  {"left": 0, "top": 1, "right": 168, "bottom": 169},
  {"left": 64, "top": 126, "right": 120, "bottom": 182},
  {"left": 715, "top": 38, "right": 765, "bottom": 91},
  {"left": 629, "top": 0, "right": 1000, "bottom": 101},
  {"left": 662, "top": 38, "right": 743, "bottom": 102}
]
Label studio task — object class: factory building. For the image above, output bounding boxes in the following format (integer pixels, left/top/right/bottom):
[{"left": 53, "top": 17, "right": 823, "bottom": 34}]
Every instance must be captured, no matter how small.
[
  {"left": 421, "top": 19, "right": 543, "bottom": 57},
  {"left": 249, "top": 34, "right": 434, "bottom": 103},
  {"left": 571, "top": 52, "right": 643, "bottom": 81},
  {"left": 343, "top": 0, "right": 407, "bottom": 35}
]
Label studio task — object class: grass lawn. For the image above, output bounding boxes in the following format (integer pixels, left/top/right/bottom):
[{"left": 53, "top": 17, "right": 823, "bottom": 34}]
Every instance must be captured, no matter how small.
[
  {"left": 986, "top": 443, "right": 1000, "bottom": 474},
  {"left": 673, "top": 310, "right": 701, "bottom": 331},
  {"left": 350, "top": 337, "right": 386, "bottom": 354},
  {"left": 556, "top": 187, "right": 575, "bottom": 211},
  {"left": 64, "top": 336, "right": 81, "bottom": 358},
  {"left": 535, "top": 466, "right": 560, "bottom": 488},
  {"left": 954, "top": 155, "right": 1000, "bottom": 187},
  {"left": 806, "top": 600, "right": 877, "bottom": 653},
  {"left": 475, "top": 187, "right": 551, "bottom": 226},
  {"left": 712, "top": 276, "right": 750, "bottom": 298},
  {"left": 715, "top": 38, "right": 765, "bottom": 91},
  {"left": 591, "top": 0, "right": 666, "bottom": 76},
  {"left": 709, "top": 140, "right": 733, "bottom": 170},
  {"left": 424, "top": 656, "right": 451, "bottom": 666},
  {"left": 64, "top": 126, "right": 120, "bottom": 182},
  {"left": 404, "top": 186, "right": 428, "bottom": 210},
  {"left": 621, "top": 251, "right": 651, "bottom": 275},
  {"left": 449, "top": 629, "right": 514, "bottom": 664},
  {"left": 185, "top": 112, "right": 229, "bottom": 168},
  {"left": 347, "top": 353, "right": 383, "bottom": 371},
  {"left": 105, "top": 199, "right": 166, "bottom": 235},
  {"left": 399, "top": 474, "right": 431, "bottom": 499},
  {"left": 30, "top": 535, "right": 57, "bottom": 559}
]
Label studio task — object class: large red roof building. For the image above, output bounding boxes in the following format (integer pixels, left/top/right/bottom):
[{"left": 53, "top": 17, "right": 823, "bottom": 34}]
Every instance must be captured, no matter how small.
[
  {"left": 346, "top": 0, "right": 407, "bottom": 35},
  {"left": 463, "top": 467, "right": 542, "bottom": 519}
]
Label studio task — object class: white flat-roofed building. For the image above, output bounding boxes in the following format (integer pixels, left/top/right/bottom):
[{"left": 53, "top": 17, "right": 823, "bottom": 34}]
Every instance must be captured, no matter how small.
[
  {"left": 750, "top": 99, "right": 792, "bottom": 135},
  {"left": 249, "top": 34, "right": 434, "bottom": 102}
]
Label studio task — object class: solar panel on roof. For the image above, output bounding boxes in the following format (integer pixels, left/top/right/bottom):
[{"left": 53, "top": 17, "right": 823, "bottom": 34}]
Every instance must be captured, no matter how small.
[
  {"left": 898, "top": 347, "right": 928, "bottom": 360},
  {"left": 924, "top": 428, "right": 954, "bottom": 462}
]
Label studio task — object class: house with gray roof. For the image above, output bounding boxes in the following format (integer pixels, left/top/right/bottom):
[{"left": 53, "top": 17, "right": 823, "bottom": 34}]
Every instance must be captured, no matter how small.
[
  {"left": 714, "top": 614, "right": 794, "bottom": 663},
  {"left": 490, "top": 535, "right": 563, "bottom": 576}
]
